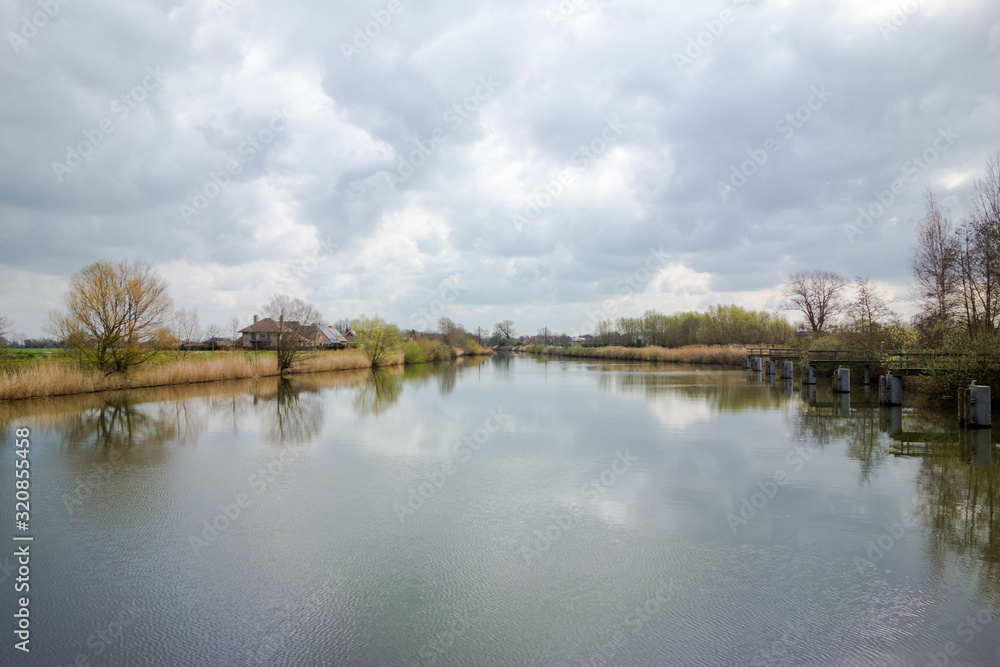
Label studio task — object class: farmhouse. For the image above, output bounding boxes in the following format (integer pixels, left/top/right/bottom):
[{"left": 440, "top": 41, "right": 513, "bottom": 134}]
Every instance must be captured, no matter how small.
[{"left": 238, "top": 316, "right": 349, "bottom": 349}]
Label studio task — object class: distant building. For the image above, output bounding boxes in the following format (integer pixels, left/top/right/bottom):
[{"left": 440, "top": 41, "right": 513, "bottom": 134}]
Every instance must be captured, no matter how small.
[{"left": 238, "top": 315, "right": 309, "bottom": 349}]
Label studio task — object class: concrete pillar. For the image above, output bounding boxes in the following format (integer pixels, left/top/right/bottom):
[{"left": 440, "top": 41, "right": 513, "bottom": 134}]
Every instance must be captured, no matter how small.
[
  {"left": 803, "top": 364, "right": 816, "bottom": 385},
  {"left": 767, "top": 359, "right": 776, "bottom": 376},
  {"left": 752, "top": 357, "right": 763, "bottom": 372},
  {"left": 960, "top": 382, "right": 991, "bottom": 428},
  {"left": 783, "top": 361, "right": 794, "bottom": 379},
  {"left": 744, "top": 356, "right": 752, "bottom": 370},
  {"left": 879, "top": 374, "right": 902, "bottom": 406},
  {"left": 833, "top": 367, "right": 850, "bottom": 394}
]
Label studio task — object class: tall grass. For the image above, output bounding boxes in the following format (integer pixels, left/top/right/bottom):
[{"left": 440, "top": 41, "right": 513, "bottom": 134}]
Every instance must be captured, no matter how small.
[
  {"left": 0, "top": 349, "right": 379, "bottom": 401},
  {"left": 531, "top": 344, "right": 746, "bottom": 366}
]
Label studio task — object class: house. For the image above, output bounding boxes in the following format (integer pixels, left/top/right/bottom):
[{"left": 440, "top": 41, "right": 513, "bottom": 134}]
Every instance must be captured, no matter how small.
[
  {"left": 343, "top": 329, "right": 357, "bottom": 343},
  {"left": 298, "top": 324, "right": 349, "bottom": 348},
  {"left": 238, "top": 315, "right": 310, "bottom": 349}
]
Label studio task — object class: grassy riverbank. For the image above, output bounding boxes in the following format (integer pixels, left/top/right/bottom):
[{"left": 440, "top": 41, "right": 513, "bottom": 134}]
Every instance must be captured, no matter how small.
[
  {"left": 521, "top": 344, "right": 746, "bottom": 366},
  {"left": 0, "top": 349, "right": 386, "bottom": 401}
]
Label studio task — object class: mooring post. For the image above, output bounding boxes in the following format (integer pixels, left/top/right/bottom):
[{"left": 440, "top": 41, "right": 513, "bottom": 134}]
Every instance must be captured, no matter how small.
[
  {"left": 833, "top": 366, "right": 850, "bottom": 394},
  {"left": 752, "top": 357, "right": 763, "bottom": 372},
  {"left": 803, "top": 364, "right": 816, "bottom": 385},
  {"left": 960, "top": 382, "right": 991, "bottom": 428},
  {"left": 767, "top": 359, "right": 776, "bottom": 376},
  {"left": 744, "top": 356, "right": 752, "bottom": 370},
  {"left": 879, "top": 374, "right": 902, "bottom": 406},
  {"left": 783, "top": 361, "right": 794, "bottom": 379}
]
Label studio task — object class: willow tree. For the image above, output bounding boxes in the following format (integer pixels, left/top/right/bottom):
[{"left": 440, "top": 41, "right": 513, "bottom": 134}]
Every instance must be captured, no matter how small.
[
  {"left": 48, "top": 259, "right": 173, "bottom": 374},
  {"left": 354, "top": 314, "right": 401, "bottom": 367}
]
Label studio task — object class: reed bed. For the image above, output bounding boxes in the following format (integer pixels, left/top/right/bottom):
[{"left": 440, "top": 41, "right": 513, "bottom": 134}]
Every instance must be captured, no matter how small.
[
  {"left": 0, "top": 349, "right": 381, "bottom": 401},
  {"left": 535, "top": 344, "right": 746, "bottom": 366}
]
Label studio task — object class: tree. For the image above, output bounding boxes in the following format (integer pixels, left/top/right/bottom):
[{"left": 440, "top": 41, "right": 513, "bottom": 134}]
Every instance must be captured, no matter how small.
[
  {"left": 354, "top": 314, "right": 401, "bottom": 367},
  {"left": 782, "top": 270, "right": 849, "bottom": 333},
  {"left": 228, "top": 316, "right": 242, "bottom": 342},
  {"left": 333, "top": 318, "right": 352, "bottom": 334},
  {"left": 844, "top": 277, "right": 897, "bottom": 349},
  {"left": 204, "top": 324, "right": 222, "bottom": 350},
  {"left": 911, "top": 191, "right": 959, "bottom": 344},
  {"left": 172, "top": 308, "right": 201, "bottom": 349},
  {"left": 493, "top": 320, "right": 515, "bottom": 342},
  {"left": 260, "top": 294, "right": 323, "bottom": 374},
  {"left": 439, "top": 317, "right": 461, "bottom": 347},
  {"left": 0, "top": 312, "right": 10, "bottom": 346},
  {"left": 47, "top": 259, "right": 173, "bottom": 375}
]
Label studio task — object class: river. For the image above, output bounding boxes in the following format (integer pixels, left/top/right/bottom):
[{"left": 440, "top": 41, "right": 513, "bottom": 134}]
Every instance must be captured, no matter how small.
[{"left": 1, "top": 354, "right": 998, "bottom": 665}]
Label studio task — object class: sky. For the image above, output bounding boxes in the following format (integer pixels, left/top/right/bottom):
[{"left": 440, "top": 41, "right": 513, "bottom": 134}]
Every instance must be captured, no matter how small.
[{"left": 1, "top": 0, "right": 998, "bottom": 339}]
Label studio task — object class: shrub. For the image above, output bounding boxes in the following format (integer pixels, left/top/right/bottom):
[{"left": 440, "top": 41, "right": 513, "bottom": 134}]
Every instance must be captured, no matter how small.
[
  {"left": 926, "top": 334, "right": 1000, "bottom": 400},
  {"left": 402, "top": 340, "right": 427, "bottom": 364},
  {"left": 463, "top": 338, "right": 483, "bottom": 355}
]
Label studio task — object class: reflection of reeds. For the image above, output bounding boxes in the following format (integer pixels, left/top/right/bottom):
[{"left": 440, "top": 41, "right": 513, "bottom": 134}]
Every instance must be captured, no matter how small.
[
  {"left": 534, "top": 344, "right": 745, "bottom": 366},
  {"left": 0, "top": 350, "right": 381, "bottom": 401}
]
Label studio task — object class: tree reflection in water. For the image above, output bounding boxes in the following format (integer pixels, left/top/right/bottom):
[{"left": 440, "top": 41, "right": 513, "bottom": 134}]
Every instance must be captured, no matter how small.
[
  {"left": 792, "top": 383, "right": 1000, "bottom": 597},
  {"left": 353, "top": 367, "right": 404, "bottom": 417}
]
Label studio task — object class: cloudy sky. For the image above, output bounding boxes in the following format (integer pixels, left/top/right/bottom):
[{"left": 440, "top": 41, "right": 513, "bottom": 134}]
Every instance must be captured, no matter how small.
[{"left": 1, "top": 0, "right": 998, "bottom": 338}]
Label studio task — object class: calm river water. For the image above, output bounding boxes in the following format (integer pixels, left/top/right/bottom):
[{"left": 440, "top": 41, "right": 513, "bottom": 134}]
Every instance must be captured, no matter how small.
[{"left": 2, "top": 354, "right": 999, "bottom": 666}]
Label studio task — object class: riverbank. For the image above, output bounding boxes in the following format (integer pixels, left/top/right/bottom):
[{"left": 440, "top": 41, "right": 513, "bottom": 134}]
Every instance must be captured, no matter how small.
[
  {"left": 519, "top": 344, "right": 746, "bottom": 366},
  {"left": 0, "top": 349, "right": 386, "bottom": 401}
]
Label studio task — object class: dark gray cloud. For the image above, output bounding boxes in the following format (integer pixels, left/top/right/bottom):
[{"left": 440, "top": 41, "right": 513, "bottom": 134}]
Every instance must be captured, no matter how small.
[{"left": 1, "top": 0, "right": 998, "bottom": 336}]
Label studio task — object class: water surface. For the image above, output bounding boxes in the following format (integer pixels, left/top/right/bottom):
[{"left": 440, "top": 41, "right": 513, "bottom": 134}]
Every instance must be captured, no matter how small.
[{"left": 1, "top": 354, "right": 999, "bottom": 665}]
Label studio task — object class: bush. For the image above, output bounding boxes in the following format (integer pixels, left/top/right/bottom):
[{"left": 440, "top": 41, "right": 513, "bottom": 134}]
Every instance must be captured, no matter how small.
[
  {"left": 926, "top": 334, "right": 1000, "bottom": 400},
  {"left": 463, "top": 339, "right": 483, "bottom": 355},
  {"left": 433, "top": 341, "right": 455, "bottom": 361},
  {"left": 402, "top": 341, "right": 427, "bottom": 364}
]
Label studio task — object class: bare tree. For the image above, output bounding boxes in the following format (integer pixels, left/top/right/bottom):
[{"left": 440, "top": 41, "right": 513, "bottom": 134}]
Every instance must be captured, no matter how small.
[
  {"left": 228, "top": 316, "right": 242, "bottom": 342},
  {"left": 204, "top": 324, "right": 222, "bottom": 350},
  {"left": 172, "top": 308, "right": 202, "bottom": 349},
  {"left": 959, "top": 152, "right": 1000, "bottom": 336},
  {"left": 782, "top": 270, "right": 849, "bottom": 333},
  {"left": 439, "top": 317, "right": 461, "bottom": 347},
  {"left": 0, "top": 312, "right": 11, "bottom": 345},
  {"left": 911, "top": 190, "right": 959, "bottom": 342},
  {"left": 47, "top": 259, "right": 173, "bottom": 375},
  {"left": 845, "top": 277, "right": 896, "bottom": 349},
  {"left": 493, "top": 319, "right": 515, "bottom": 341},
  {"left": 333, "top": 318, "right": 351, "bottom": 333},
  {"left": 261, "top": 294, "right": 323, "bottom": 374}
]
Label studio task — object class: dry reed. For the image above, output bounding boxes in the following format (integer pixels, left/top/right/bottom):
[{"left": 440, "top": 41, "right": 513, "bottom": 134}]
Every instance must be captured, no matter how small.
[
  {"left": 537, "top": 344, "right": 746, "bottom": 366},
  {"left": 0, "top": 349, "right": 381, "bottom": 401}
]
